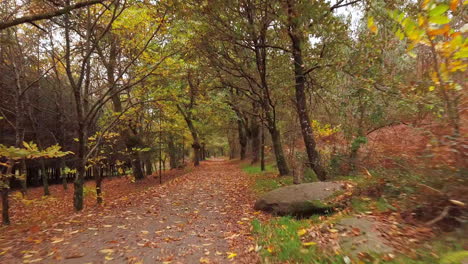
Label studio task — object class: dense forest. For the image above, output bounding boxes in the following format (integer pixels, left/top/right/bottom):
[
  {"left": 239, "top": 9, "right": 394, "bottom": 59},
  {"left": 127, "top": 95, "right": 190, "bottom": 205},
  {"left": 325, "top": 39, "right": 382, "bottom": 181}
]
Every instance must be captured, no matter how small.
[{"left": 0, "top": 0, "right": 466, "bottom": 263}]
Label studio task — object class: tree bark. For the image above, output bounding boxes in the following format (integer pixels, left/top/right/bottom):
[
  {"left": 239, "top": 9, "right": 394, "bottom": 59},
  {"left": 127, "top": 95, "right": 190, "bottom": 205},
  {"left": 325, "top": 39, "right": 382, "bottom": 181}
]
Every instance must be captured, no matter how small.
[
  {"left": 250, "top": 114, "right": 260, "bottom": 164},
  {"left": 95, "top": 166, "right": 103, "bottom": 204},
  {"left": 145, "top": 158, "right": 153, "bottom": 176},
  {"left": 238, "top": 120, "right": 247, "bottom": 160},
  {"left": 40, "top": 159, "right": 50, "bottom": 196},
  {"left": 1, "top": 161, "right": 12, "bottom": 225},
  {"left": 269, "top": 126, "right": 289, "bottom": 176},
  {"left": 1, "top": 184, "right": 9, "bottom": 225},
  {"left": 286, "top": 0, "right": 326, "bottom": 181},
  {"left": 168, "top": 135, "right": 178, "bottom": 169},
  {"left": 260, "top": 123, "right": 265, "bottom": 171}
]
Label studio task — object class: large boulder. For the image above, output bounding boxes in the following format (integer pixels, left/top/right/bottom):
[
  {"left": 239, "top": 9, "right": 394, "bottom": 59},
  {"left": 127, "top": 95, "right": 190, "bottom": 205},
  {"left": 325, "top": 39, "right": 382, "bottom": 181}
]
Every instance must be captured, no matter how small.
[{"left": 254, "top": 182, "right": 344, "bottom": 216}]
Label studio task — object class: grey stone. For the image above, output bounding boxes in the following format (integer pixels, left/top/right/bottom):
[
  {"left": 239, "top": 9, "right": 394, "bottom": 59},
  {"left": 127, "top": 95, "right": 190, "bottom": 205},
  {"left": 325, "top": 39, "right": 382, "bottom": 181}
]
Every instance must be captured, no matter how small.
[
  {"left": 336, "top": 217, "right": 394, "bottom": 255},
  {"left": 254, "top": 182, "right": 343, "bottom": 216}
]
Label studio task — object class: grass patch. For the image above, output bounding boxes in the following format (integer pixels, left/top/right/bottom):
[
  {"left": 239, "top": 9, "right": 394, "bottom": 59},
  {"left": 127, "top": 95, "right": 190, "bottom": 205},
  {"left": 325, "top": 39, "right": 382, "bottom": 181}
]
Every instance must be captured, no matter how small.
[
  {"left": 252, "top": 217, "right": 342, "bottom": 264},
  {"left": 241, "top": 162, "right": 293, "bottom": 194},
  {"left": 242, "top": 163, "right": 276, "bottom": 174},
  {"left": 254, "top": 176, "right": 293, "bottom": 194},
  {"left": 252, "top": 216, "right": 465, "bottom": 264}
]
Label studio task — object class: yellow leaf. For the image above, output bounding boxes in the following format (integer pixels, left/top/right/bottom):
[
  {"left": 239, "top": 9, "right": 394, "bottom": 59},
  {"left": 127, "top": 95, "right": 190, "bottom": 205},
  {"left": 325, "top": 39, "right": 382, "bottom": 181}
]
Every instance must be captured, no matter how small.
[
  {"left": 51, "top": 237, "right": 64, "bottom": 244},
  {"left": 297, "top": 229, "right": 307, "bottom": 236},
  {"left": 99, "top": 249, "right": 114, "bottom": 254},
  {"left": 329, "top": 228, "right": 339, "bottom": 233},
  {"left": 267, "top": 246, "right": 274, "bottom": 253},
  {"left": 200, "top": 257, "right": 210, "bottom": 263},
  {"left": 449, "top": 199, "right": 465, "bottom": 206},
  {"left": 302, "top": 241, "right": 317, "bottom": 247},
  {"left": 226, "top": 252, "right": 237, "bottom": 259},
  {"left": 105, "top": 256, "right": 114, "bottom": 261}
]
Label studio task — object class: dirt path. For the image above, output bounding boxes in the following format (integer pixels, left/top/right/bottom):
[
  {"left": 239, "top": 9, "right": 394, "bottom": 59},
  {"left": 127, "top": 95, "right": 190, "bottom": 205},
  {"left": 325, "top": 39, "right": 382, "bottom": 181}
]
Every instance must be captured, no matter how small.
[{"left": 1, "top": 159, "right": 261, "bottom": 264}]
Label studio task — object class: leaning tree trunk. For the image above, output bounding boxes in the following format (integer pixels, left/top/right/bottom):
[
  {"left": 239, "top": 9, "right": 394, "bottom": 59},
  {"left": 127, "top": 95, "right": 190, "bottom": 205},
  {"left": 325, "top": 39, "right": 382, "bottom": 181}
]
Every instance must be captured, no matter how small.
[
  {"left": 105, "top": 33, "right": 145, "bottom": 181},
  {"left": 287, "top": 0, "right": 326, "bottom": 180}
]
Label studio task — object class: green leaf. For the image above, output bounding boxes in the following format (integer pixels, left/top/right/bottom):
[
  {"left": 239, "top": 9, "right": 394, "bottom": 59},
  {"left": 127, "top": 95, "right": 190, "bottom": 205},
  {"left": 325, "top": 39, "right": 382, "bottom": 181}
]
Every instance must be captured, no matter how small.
[
  {"left": 453, "top": 47, "right": 468, "bottom": 59},
  {"left": 429, "top": 4, "right": 449, "bottom": 17},
  {"left": 429, "top": 15, "right": 450, "bottom": 24}
]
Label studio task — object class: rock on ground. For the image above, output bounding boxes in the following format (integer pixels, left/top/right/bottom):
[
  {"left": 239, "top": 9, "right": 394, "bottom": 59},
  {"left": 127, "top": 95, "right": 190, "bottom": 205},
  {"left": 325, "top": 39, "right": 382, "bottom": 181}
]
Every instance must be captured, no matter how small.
[
  {"left": 336, "top": 217, "right": 395, "bottom": 255},
  {"left": 254, "top": 182, "right": 344, "bottom": 216}
]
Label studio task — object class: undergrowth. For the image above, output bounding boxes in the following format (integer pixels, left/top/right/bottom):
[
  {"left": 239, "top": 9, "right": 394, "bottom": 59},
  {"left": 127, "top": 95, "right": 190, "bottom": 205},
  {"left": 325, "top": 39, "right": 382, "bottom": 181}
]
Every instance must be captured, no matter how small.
[
  {"left": 242, "top": 163, "right": 293, "bottom": 194},
  {"left": 249, "top": 163, "right": 466, "bottom": 264},
  {"left": 252, "top": 216, "right": 466, "bottom": 264}
]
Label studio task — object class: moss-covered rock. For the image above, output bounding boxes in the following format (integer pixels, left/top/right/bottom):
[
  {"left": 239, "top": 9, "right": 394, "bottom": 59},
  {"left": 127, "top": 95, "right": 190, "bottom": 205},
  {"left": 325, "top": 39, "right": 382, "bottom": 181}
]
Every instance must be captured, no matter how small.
[{"left": 254, "top": 182, "right": 344, "bottom": 216}]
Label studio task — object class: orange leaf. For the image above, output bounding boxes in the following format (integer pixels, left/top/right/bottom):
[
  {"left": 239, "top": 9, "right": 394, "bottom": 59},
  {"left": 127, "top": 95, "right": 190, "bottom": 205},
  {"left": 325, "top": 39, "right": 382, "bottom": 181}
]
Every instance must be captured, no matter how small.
[
  {"left": 428, "top": 25, "right": 450, "bottom": 36},
  {"left": 450, "top": 0, "right": 458, "bottom": 11}
]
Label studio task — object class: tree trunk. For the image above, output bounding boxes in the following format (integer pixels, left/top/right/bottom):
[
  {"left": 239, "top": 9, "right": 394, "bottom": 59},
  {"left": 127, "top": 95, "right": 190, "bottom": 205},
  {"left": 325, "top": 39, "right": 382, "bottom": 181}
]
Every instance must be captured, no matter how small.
[
  {"left": 95, "top": 166, "right": 103, "bottom": 204},
  {"left": 104, "top": 32, "right": 145, "bottom": 181},
  {"left": 1, "top": 185, "right": 9, "bottom": 225},
  {"left": 269, "top": 126, "right": 289, "bottom": 176},
  {"left": 238, "top": 120, "right": 247, "bottom": 160},
  {"left": 1, "top": 161, "right": 12, "bottom": 225},
  {"left": 260, "top": 123, "right": 265, "bottom": 171},
  {"left": 168, "top": 135, "right": 178, "bottom": 169},
  {"left": 19, "top": 160, "right": 27, "bottom": 196},
  {"left": 201, "top": 143, "right": 206, "bottom": 160},
  {"left": 40, "top": 159, "right": 50, "bottom": 196},
  {"left": 287, "top": 0, "right": 327, "bottom": 181},
  {"left": 145, "top": 158, "right": 153, "bottom": 176},
  {"left": 73, "top": 159, "right": 85, "bottom": 211},
  {"left": 192, "top": 142, "right": 201, "bottom": 166},
  {"left": 60, "top": 160, "right": 67, "bottom": 190},
  {"left": 130, "top": 151, "right": 145, "bottom": 180},
  {"left": 250, "top": 115, "right": 260, "bottom": 164}
]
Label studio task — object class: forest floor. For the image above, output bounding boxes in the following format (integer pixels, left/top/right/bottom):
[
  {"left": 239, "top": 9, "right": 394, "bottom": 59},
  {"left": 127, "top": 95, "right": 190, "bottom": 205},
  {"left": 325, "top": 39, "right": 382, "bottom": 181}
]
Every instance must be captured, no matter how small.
[
  {"left": 0, "top": 159, "right": 264, "bottom": 264},
  {"left": 1, "top": 159, "right": 466, "bottom": 264}
]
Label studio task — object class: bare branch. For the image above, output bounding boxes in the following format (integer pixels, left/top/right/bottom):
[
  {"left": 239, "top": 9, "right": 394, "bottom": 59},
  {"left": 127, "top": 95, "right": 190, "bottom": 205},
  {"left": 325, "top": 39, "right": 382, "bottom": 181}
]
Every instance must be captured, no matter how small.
[{"left": 0, "top": 0, "right": 105, "bottom": 30}]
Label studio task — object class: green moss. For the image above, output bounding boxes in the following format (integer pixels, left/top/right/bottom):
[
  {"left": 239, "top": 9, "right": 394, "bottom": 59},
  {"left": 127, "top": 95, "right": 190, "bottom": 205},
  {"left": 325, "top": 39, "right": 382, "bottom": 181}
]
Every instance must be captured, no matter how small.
[{"left": 303, "top": 167, "right": 319, "bottom": 182}]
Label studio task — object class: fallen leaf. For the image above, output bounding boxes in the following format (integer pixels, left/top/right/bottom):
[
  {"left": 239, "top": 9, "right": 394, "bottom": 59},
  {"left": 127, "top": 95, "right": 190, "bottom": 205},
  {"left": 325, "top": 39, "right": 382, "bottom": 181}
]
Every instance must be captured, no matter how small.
[
  {"left": 99, "top": 249, "right": 114, "bottom": 254},
  {"left": 199, "top": 257, "right": 210, "bottom": 263},
  {"left": 297, "top": 229, "right": 307, "bottom": 236},
  {"left": 302, "top": 241, "right": 317, "bottom": 247}
]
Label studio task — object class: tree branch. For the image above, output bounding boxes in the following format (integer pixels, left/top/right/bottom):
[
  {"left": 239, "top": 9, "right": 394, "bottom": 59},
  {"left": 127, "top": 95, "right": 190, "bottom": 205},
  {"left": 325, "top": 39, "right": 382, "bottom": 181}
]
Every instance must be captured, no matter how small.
[{"left": 0, "top": 0, "right": 104, "bottom": 30}]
